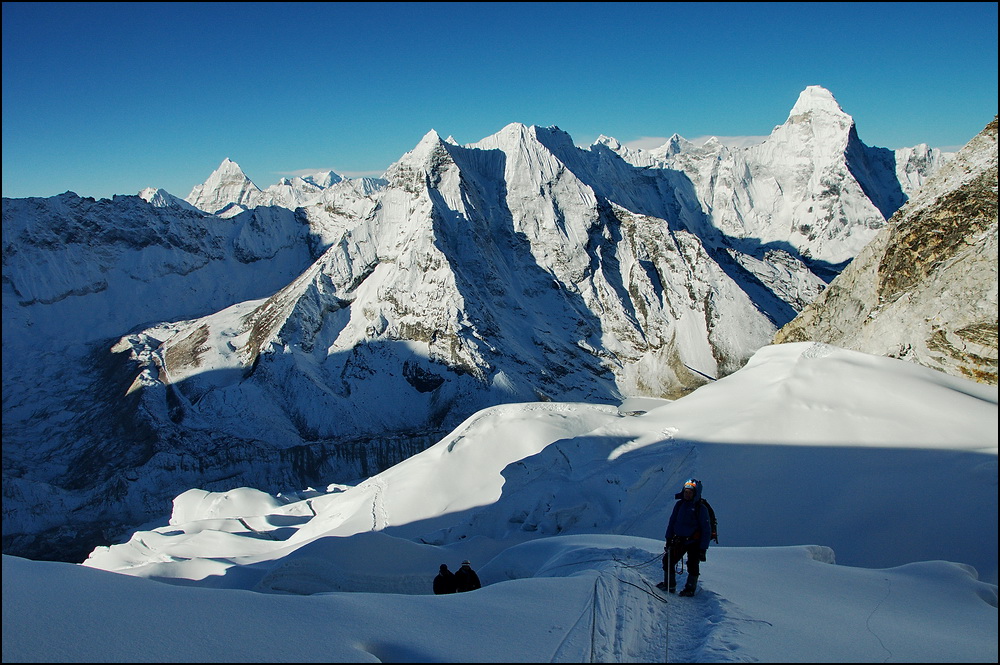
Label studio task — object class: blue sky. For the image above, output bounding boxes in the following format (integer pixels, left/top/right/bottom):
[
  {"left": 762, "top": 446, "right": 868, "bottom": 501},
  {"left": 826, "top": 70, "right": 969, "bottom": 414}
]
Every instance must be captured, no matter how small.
[{"left": 3, "top": 1, "right": 997, "bottom": 200}]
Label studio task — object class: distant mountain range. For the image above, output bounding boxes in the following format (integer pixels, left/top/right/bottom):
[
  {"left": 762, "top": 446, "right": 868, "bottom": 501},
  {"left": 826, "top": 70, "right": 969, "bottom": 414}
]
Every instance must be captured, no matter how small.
[{"left": 3, "top": 86, "right": 992, "bottom": 563}]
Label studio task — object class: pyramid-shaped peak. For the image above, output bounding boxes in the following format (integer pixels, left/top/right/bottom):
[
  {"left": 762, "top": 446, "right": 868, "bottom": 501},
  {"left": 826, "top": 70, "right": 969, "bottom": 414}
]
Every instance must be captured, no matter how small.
[
  {"left": 384, "top": 129, "right": 453, "bottom": 178},
  {"left": 402, "top": 129, "right": 448, "bottom": 160},
  {"left": 419, "top": 129, "right": 443, "bottom": 144},
  {"left": 201, "top": 158, "right": 256, "bottom": 188},
  {"left": 186, "top": 158, "right": 261, "bottom": 212},
  {"left": 302, "top": 171, "right": 343, "bottom": 188},
  {"left": 215, "top": 158, "right": 248, "bottom": 175},
  {"left": 139, "top": 187, "right": 203, "bottom": 212},
  {"left": 789, "top": 86, "right": 849, "bottom": 118}
]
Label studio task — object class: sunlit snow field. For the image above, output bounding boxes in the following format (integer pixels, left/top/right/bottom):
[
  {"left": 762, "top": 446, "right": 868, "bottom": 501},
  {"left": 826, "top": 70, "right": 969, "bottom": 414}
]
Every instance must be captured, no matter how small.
[{"left": 4, "top": 343, "right": 997, "bottom": 662}]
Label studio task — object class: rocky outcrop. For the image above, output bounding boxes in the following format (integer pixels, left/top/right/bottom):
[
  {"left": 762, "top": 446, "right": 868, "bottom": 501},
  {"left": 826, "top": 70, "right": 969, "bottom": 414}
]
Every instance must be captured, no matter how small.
[{"left": 775, "top": 117, "right": 998, "bottom": 385}]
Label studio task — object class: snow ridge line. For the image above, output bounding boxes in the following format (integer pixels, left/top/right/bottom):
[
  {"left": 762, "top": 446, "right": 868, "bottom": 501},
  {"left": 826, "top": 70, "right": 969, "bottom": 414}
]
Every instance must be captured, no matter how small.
[{"left": 445, "top": 402, "right": 618, "bottom": 452}]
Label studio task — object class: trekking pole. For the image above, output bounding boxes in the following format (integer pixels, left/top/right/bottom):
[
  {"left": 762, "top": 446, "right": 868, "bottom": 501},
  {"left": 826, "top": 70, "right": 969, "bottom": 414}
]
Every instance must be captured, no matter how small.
[
  {"left": 666, "top": 543, "right": 671, "bottom": 589},
  {"left": 665, "top": 544, "right": 670, "bottom": 664}
]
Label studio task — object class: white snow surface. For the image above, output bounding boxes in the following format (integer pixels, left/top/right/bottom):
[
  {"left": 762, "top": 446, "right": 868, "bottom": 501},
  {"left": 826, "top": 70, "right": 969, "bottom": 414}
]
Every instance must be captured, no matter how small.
[{"left": 4, "top": 342, "right": 996, "bottom": 663}]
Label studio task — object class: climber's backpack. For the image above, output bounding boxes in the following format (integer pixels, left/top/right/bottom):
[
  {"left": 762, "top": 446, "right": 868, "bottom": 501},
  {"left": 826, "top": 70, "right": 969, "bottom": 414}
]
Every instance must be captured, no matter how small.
[{"left": 701, "top": 498, "right": 719, "bottom": 544}]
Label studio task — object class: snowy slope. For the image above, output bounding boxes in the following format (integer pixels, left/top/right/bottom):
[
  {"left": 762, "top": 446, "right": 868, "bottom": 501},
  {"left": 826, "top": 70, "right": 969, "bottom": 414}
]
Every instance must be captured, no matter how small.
[
  {"left": 83, "top": 343, "right": 998, "bottom": 587},
  {"left": 5, "top": 343, "right": 990, "bottom": 662},
  {"left": 6, "top": 540, "right": 996, "bottom": 663}
]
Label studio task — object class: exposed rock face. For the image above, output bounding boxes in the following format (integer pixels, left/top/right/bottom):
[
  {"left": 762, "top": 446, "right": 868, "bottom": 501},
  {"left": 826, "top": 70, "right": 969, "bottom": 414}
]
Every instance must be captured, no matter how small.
[{"left": 775, "top": 117, "right": 998, "bottom": 385}]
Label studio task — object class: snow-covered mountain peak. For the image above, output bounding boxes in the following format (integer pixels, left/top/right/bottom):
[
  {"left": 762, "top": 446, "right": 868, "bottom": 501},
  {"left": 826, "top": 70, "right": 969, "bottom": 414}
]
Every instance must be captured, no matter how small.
[
  {"left": 464, "top": 123, "right": 533, "bottom": 154},
  {"left": 301, "top": 171, "right": 343, "bottom": 188},
  {"left": 217, "top": 157, "right": 246, "bottom": 174},
  {"left": 901, "top": 115, "right": 998, "bottom": 209},
  {"left": 645, "top": 134, "right": 694, "bottom": 160},
  {"left": 470, "top": 123, "right": 561, "bottom": 162},
  {"left": 494, "top": 121, "right": 531, "bottom": 136},
  {"left": 698, "top": 136, "right": 725, "bottom": 151},
  {"left": 774, "top": 115, "right": 998, "bottom": 384},
  {"left": 787, "top": 85, "right": 850, "bottom": 121},
  {"left": 138, "top": 187, "right": 204, "bottom": 213},
  {"left": 577, "top": 84, "right": 937, "bottom": 269},
  {"left": 475, "top": 122, "right": 578, "bottom": 154},
  {"left": 381, "top": 129, "right": 455, "bottom": 188},
  {"left": 416, "top": 128, "right": 445, "bottom": 148},
  {"left": 530, "top": 124, "right": 576, "bottom": 150},
  {"left": 770, "top": 85, "right": 854, "bottom": 148},
  {"left": 200, "top": 158, "right": 256, "bottom": 187},
  {"left": 766, "top": 86, "right": 856, "bottom": 162},
  {"left": 394, "top": 129, "right": 451, "bottom": 167},
  {"left": 185, "top": 158, "right": 262, "bottom": 215},
  {"left": 593, "top": 134, "right": 622, "bottom": 150},
  {"left": 184, "top": 161, "right": 355, "bottom": 214}
]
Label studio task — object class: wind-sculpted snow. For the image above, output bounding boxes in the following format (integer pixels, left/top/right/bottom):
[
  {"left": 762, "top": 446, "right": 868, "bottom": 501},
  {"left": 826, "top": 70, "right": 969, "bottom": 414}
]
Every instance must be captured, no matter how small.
[{"left": 8, "top": 536, "right": 995, "bottom": 663}]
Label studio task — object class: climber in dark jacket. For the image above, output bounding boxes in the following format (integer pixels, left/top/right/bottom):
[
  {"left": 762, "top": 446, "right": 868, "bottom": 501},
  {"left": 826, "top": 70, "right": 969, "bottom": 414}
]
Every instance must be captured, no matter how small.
[
  {"left": 454, "top": 560, "right": 481, "bottom": 592},
  {"left": 433, "top": 563, "right": 457, "bottom": 594},
  {"left": 660, "top": 478, "right": 711, "bottom": 596}
]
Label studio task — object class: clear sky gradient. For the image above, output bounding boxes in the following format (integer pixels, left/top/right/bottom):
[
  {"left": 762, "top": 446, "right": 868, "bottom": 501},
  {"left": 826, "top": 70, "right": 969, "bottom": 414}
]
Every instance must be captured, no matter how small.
[{"left": 3, "top": 1, "right": 997, "bottom": 200}]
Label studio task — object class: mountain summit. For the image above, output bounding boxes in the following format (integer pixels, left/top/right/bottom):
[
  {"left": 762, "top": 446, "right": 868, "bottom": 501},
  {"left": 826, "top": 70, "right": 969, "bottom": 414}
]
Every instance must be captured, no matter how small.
[
  {"left": 787, "top": 84, "right": 850, "bottom": 118},
  {"left": 1, "top": 87, "right": 976, "bottom": 563},
  {"left": 186, "top": 157, "right": 262, "bottom": 215}
]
